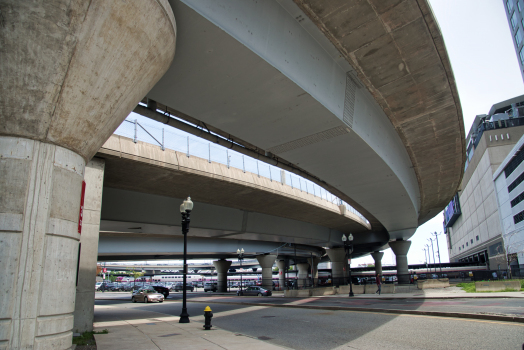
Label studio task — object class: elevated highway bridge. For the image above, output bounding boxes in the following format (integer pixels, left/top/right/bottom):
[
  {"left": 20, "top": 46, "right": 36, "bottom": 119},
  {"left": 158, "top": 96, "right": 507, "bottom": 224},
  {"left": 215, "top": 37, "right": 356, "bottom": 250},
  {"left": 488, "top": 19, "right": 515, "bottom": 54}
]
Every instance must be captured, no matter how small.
[{"left": 2, "top": 0, "right": 465, "bottom": 347}]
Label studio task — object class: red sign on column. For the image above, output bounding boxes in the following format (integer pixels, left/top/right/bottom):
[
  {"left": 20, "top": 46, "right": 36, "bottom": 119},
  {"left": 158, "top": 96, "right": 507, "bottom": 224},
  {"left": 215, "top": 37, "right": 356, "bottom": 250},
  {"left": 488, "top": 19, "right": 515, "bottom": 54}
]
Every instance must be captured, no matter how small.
[{"left": 78, "top": 181, "right": 86, "bottom": 234}]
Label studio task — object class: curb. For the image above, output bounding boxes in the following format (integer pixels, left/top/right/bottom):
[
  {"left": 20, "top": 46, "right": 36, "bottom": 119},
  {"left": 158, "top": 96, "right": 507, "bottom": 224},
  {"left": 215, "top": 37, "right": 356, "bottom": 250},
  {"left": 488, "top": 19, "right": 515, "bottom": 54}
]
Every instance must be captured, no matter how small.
[{"left": 188, "top": 300, "right": 524, "bottom": 324}]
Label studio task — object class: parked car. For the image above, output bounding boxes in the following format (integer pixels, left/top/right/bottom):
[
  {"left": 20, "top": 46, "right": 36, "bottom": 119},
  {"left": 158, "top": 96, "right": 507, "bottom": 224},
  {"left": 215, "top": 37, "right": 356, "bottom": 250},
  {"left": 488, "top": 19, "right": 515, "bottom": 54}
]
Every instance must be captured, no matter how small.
[
  {"left": 95, "top": 282, "right": 102, "bottom": 290},
  {"left": 237, "top": 286, "right": 272, "bottom": 296},
  {"left": 151, "top": 285, "right": 170, "bottom": 297},
  {"left": 98, "top": 282, "right": 114, "bottom": 292},
  {"left": 203, "top": 282, "right": 217, "bottom": 292},
  {"left": 195, "top": 281, "right": 204, "bottom": 288},
  {"left": 121, "top": 283, "right": 135, "bottom": 292},
  {"left": 110, "top": 283, "right": 127, "bottom": 291},
  {"left": 173, "top": 282, "right": 194, "bottom": 292},
  {"left": 131, "top": 288, "right": 164, "bottom": 303}
]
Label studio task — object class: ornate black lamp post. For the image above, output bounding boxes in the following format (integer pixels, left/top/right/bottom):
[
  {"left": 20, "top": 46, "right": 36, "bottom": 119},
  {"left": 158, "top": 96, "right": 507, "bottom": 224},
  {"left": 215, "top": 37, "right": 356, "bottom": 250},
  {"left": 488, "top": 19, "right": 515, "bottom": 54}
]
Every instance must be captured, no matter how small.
[
  {"left": 342, "top": 233, "right": 354, "bottom": 297},
  {"left": 179, "top": 197, "right": 193, "bottom": 323},
  {"left": 237, "top": 248, "right": 244, "bottom": 295}
]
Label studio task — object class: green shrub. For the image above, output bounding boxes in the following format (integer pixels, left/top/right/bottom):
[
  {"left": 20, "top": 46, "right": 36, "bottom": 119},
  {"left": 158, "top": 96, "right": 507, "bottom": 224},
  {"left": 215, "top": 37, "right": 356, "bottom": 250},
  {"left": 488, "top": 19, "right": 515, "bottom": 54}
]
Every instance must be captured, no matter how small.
[
  {"left": 73, "top": 330, "right": 108, "bottom": 346},
  {"left": 456, "top": 282, "right": 476, "bottom": 293}
]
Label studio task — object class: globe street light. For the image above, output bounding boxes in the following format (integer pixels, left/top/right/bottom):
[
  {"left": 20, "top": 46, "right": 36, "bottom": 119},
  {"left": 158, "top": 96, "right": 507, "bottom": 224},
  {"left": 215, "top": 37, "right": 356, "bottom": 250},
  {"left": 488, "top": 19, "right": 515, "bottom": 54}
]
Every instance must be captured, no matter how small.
[
  {"left": 342, "top": 233, "right": 354, "bottom": 297},
  {"left": 237, "top": 248, "right": 244, "bottom": 295},
  {"left": 179, "top": 196, "right": 193, "bottom": 323}
]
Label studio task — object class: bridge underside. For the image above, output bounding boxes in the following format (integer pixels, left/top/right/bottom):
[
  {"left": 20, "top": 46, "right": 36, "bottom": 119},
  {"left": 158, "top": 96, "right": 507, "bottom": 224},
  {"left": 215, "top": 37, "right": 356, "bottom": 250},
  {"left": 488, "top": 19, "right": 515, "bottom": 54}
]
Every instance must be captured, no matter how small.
[
  {"left": 143, "top": 0, "right": 464, "bottom": 246},
  {"left": 99, "top": 186, "right": 389, "bottom": 260}
]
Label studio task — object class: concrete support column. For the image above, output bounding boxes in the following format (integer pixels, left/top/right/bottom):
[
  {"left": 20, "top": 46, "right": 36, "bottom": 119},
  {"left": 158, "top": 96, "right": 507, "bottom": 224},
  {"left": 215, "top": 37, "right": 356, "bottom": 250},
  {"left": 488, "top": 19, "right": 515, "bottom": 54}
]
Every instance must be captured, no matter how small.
[
  {"left": 1, "top": 137, "right": 85, "bottom": 349},
  {"left": 327, "top": 248, "right": 347, "bottom": 286},
  {"left": 276, "top": 259, "right": 287, "bottom": 290},
  {"left": 307, "top": 257, "right": 321, "bottom": 286},
  {"left": 256, "top": 255, "right": 277, "bottom": 291},
  {"left": 73, "top": 158, "right": 105, "bottom": 333},
  {"left": 296, "top": 263, "right": 310, "bottom": 288},
  {"left": 213, "top": 260, "right": 232, "bottom": 292},
  {"left": 389, "top": 240, "right": 411, "bottom": 284},
  {"left": 371, "top": 251, "right": 384, "bottom": 276},
  {"left": 1, "top": 1, "right": 177, "bottom": 347}
]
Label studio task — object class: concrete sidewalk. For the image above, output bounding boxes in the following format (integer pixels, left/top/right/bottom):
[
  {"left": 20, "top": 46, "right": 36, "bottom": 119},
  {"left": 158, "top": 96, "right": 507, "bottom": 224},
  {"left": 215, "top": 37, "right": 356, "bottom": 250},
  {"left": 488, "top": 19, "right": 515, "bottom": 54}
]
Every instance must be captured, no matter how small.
[
  {"left": 93, "top": 304, "right": 288, "bottom": 350},
  {"left": 326, "top": 286, "right": 524, "bottom": 299}
]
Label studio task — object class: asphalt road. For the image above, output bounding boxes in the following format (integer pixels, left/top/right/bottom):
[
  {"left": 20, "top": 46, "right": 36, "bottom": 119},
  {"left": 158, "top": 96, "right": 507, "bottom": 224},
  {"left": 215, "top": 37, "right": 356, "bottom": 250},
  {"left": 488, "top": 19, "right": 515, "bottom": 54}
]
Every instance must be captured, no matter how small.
[
  {"left": 95, "top": 296, "right": 524, "bottom": 350},
  {"left": 97, "top": 291, "right": 524, "bottom": 318}
]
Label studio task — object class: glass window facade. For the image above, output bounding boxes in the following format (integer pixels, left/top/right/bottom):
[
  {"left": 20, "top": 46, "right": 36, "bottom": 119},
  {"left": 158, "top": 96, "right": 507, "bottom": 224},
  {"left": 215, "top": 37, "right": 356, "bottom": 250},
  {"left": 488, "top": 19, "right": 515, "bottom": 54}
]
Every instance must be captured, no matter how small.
[
  {"left": 508, "top": 0, "right": 515, "bottom": 13},
  {"left": 512, "top": 12, "right": 518, "bottom": 29},
  {"left": 516, "top": 28, "right": 523, "bottom": 46},
  {"left": 519, "top": 1, "right": 523, "bottom": 12}
]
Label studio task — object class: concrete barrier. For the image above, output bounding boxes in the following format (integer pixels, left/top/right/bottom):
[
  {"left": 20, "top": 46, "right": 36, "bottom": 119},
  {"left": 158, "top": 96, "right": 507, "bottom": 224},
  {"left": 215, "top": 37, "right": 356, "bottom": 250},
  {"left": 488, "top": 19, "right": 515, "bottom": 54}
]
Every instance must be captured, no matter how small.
[
  {"left": 475, "top": 281, "right": 521, "bottom": 292},
  {"left": 417, "top": 278, "right": 450, "bottom": 290},
  {"left": 337, "top": 285, "right": 364, "bottom": 295},
  {"left": 284, "top": 289, "right": 311, "bottom": 297},
  {"left": 310, "top": 287, "right": 336, "bottom": 296}
]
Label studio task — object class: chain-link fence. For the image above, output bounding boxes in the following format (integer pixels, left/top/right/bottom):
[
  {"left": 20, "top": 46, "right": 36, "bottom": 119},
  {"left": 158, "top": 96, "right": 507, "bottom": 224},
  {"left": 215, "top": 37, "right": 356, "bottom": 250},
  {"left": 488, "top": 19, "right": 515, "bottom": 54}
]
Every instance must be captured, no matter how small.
[{"left": 114, "top": 117, "right": 369, "bottom": 224}]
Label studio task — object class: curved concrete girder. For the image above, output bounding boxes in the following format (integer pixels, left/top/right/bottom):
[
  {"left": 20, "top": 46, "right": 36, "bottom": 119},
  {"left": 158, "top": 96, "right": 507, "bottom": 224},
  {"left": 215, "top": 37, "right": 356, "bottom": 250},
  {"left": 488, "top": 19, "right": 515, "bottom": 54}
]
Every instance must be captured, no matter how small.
[
  {"left": 293, "top": 0, "right": 466, "bottom": 225},
  {"left": 146, "top": 0, "right": 462, "bottom": 239},
  {"left": 97, "top": 134, "right": 369, "bottom": 232}
]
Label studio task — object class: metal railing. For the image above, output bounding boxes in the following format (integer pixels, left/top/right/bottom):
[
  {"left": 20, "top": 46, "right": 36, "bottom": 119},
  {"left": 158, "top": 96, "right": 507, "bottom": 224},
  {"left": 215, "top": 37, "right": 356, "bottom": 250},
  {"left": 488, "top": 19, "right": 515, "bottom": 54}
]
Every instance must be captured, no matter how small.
[{"left": 114, "top": 117, "right": 369, "bottom": 224}]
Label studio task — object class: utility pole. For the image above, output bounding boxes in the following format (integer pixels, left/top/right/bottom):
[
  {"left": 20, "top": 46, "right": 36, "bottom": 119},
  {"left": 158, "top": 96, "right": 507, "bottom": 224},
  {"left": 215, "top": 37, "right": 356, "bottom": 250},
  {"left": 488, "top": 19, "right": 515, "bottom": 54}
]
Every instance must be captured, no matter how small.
[
  {"left": 428, "top": 238, "right": 436, "bottom": 274},
  {"left": 431, "top": 232, "right": 442, "bottom": 272},
  {"left": 423, "top": 247, "right": 428, "bottom": 272},
  {"left": 425, "top": 244, "right": 431, "bottom": 273}
]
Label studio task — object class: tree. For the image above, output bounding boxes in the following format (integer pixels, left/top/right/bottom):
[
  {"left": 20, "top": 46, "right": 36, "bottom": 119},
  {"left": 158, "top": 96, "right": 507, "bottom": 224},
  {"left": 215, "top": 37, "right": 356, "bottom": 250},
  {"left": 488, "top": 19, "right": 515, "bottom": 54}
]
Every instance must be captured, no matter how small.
[
  {"left": 130, "top": 269, "right": 144, "bottom": 286},
  {"left": 108, "top": 272, "right": 117, "bottom": 283}
]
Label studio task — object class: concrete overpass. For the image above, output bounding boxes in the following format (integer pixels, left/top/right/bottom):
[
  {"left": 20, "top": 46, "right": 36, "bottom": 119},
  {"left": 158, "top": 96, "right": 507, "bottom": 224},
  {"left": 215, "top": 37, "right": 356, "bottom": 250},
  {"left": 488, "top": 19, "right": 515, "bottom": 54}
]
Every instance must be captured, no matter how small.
[
  {"left": 1, "top": 0, "right": 464, "bottom": 348},
  {"left": 96, "top": 134, "right": 382, "bottom": 261}
]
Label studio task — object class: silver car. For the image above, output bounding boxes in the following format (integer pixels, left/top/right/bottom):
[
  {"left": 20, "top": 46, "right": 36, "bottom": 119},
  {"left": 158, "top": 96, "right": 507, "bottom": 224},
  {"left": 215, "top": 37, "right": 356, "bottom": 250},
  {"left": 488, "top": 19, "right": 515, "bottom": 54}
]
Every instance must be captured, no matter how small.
[{"left": 131, "top": 288, "right": 164, "bottom": 303}]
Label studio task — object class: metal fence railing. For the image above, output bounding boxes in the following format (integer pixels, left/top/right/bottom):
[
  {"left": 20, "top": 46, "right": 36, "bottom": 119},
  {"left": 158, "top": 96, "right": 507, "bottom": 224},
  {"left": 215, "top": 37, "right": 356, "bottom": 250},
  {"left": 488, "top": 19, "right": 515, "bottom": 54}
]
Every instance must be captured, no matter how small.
[{"left": 114, "top": 117, "right": 369, "bottom": 224}]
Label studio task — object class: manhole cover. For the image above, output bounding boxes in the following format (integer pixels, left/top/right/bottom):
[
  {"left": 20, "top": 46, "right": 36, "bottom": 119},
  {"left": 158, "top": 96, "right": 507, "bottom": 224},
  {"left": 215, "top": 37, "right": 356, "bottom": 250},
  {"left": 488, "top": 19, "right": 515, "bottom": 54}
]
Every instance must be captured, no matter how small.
[
  {"left": 159, "top": 333, "right": 180, "bottom": 337},
  {"left": 258, "top": 336, "right": 273, "bottom": 341}
]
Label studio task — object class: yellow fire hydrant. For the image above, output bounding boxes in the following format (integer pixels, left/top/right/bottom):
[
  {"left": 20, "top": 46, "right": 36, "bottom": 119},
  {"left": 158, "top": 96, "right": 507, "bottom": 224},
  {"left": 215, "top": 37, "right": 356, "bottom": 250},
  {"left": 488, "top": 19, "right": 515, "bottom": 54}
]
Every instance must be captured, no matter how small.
[{"left": 203, "top": 306, "right": 213, "bottom": 330}]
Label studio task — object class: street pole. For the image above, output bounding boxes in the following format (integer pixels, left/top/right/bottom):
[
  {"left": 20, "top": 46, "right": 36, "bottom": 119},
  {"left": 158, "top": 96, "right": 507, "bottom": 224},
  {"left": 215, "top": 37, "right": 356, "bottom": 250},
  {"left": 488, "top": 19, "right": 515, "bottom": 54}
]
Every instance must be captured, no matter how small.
[
  {"left": 237, "top": 248, "right": 244, "bottom": 295},
  {"left": 428, "top": 238, "right": 436, "bottom": 274},
  {"left": 423, "top": 248, "right": 428, "bottom": 272},
  {"left": 431, "top": 232, "right": 442, "bottom": 272},
  {"left": 342, "top": 234, "right": 354, "bottom": 297},
  {"left": 425, "top": 244, "right": 431, "bottom": 273},
  {"left": 294, "top": 244, "right": 297, "bottom": 289},
  {"left": 179, "top": 197, "right": 193, "bottom": 324}
]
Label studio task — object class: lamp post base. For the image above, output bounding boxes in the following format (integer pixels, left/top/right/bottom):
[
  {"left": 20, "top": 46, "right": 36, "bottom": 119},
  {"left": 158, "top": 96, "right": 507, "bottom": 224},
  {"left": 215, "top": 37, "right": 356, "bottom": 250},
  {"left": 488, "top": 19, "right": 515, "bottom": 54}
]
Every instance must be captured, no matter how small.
[
  {"left": 349, "top": 291, "right": 354, "bottom": 297},
  {"left": 179, "top": 309, "right": 190, "bottom": 323}
]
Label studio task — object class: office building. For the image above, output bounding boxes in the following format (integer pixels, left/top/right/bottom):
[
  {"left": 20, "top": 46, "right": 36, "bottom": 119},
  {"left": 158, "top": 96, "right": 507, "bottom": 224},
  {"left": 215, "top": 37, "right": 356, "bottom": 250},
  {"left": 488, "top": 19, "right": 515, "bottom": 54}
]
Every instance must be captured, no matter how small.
[
  {"left": 504, "top": 0, "right": 524, "bottom": 83},
  {"left": 444, "top": 95, "right": 524, "bottom": 269}
]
